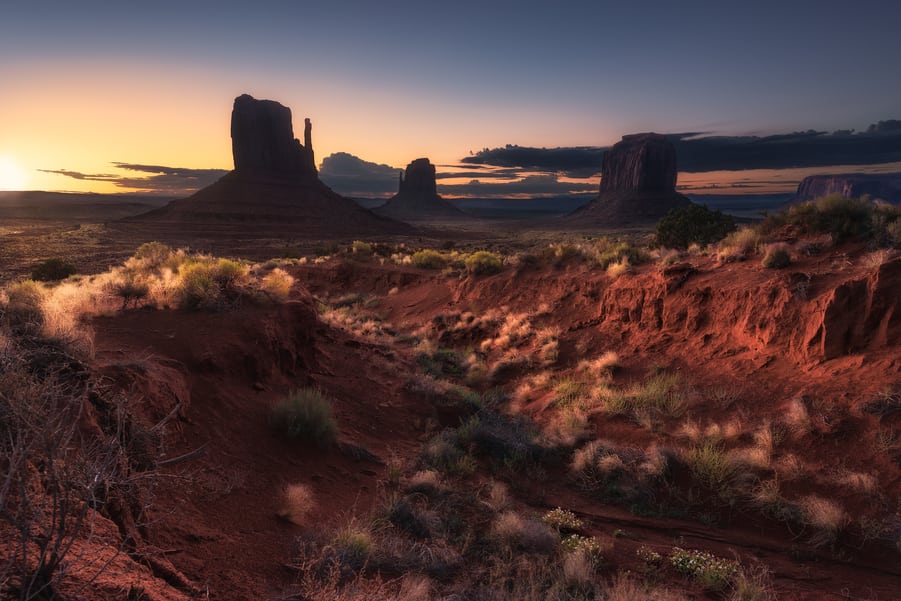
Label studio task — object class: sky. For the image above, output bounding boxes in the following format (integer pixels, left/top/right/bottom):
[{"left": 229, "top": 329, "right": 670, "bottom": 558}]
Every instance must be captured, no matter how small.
[{"left": 1, "top": 0, "right": 900, "bottom": 196}]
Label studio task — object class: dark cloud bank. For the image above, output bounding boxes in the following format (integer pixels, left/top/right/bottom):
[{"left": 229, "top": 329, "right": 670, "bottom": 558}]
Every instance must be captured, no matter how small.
[
  {"left": 40, "top": 163, "right": 228, "bottom": 195},
  {"left": 462, "top": 121, "right": 901, "bottom": 174}
]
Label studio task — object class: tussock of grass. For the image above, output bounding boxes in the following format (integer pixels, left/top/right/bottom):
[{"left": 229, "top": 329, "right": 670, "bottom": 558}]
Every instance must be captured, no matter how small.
[
  {"left": 270, "top": 388, "right": 338, "bottom": 446},
  {"left": 278, "top": 483, "right": 316, "bottom": 524},
  {"left": 492, "top": 511, "right": 558, "bottom": 554}
]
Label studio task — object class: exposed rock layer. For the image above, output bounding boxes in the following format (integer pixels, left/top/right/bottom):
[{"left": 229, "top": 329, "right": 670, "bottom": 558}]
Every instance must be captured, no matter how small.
[
  {"left": 795, "top": 173, "right": 901, "bottom": 203},
  {"left": 567, "top": 133, "right": 691, "bottom": 226}
]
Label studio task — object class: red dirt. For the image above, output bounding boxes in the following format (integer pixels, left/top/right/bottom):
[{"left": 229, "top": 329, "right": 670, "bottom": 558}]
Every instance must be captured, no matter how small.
[{"left": 23, "top": 244, "right": 900, "bottom": 599}]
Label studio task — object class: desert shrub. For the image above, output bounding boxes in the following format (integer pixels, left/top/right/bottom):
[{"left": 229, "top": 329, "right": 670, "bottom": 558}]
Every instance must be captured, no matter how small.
[
  {"left": 766, "top": 194, "right": 882, "bottom": 243},
  {"left": 541, "top": 508, "right": 584, "bottom": 533},
  {"left": 332, "top": 521, "right": 373, "bottom": 567},
  {"left": 3, "top": 280, "right": 45, "bottom": 329},
  {"left": 544, "top": 243, "right": 589, "bottom": 266},
  {"left": 655, "top": 204, "right": 736, "bottom": 250},
  {"left": 683, "top": 442, "right": 737, "bottom": 492},
  {"left": 110, "top": 276, "right": 150, "bottom": 309},
  {"left": 560, "top": 534, "right": 610, "bottom": 564},
  {"left": 605, "top": 257, "right": 631, "bottom": 278},
  {"left": 411, "top": 249, "right": 446, "bottom": 269},
  {"left": 799, "top": 495, "right": 847, "bottom": 546},
  {"left": 761, "top": 244, "right": 791, "bottom": 269},
  {"left": 595, "top": 240, "right": 648, "bottom": 269},
  {"left": 669, "top": 547, "right": 739, "bottom": 591},
  {"left": 465, "top": 251, "right": 503, "bottom": 275},
  {"left": 31, "top": 258, "right": 76, "bottom": 282},
  {"left": 492, "top": 511, "right": 559, "bottom": 554},
  {"left": 270, "top": 388, "right": 338, "bottom": 446},
  {"left": 132, "top": 241, "right": 174, "bottom": 269},
  {"left": 571, "top": 439, "right": 668, "bottom": 504},
  {"left": 887, "top": 219, "right": 901, "bottom": 248},
  {"left": 351, "top": 240, "right": 373, "bottom": 256},
  {"left": 213, "top": 258, "right": 248, "bottom": 292},
  {"left": 718, "top": 227, "right": 762, "bottom": 260},
  {"left": 260, "top": 268, "right": 294, "bottom": 300},
  {"left": 176, "top": 262, "right": 220, "bottom": 309},
  {"left": 278, "top": 483, "right": 317, "bottom": 524}
]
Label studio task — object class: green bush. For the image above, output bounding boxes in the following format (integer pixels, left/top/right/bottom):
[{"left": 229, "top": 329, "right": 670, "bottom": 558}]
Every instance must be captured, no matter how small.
[
  {"left": 465, "top": 251, "right": 503, "bottom": 275},
  {"left": 411, "top": 249, "right": 446, "bottom": 269},
  {"left": 176, "top": 258, "right": 248, "bottom": 309},
  {"left": 655, "top": 204, "right": 736, "bottom": 249},
  {"left": 271, "top": 388, "right": 338, "bottom": 446},
  {"left": 31, "top": 258, "right": 76, "bottom": 281}
]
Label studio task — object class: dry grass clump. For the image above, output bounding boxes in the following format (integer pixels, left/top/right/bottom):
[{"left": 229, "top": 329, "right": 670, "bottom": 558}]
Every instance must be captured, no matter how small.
[
  {"left": 832, "top": 469, "right": 878, "bottom": 495},
  {"left": 260, "top": 267, "right": 294, "bottom": 300},
  {"left": 760, "top": 243, "right": 791, "bottom": 269},
  {"left": 782, "top": 397, "right": 811, "bottom": 437},
  {"left": 681, "top": 442, "right": 739, "bottom": 493},
  {"left": 578, "top": 351, "right": 620, "bottom": 378},
  {"left": 492, "top": 511, "right": 559, "bottom": 554},
  {"left": 571, "top": 439, "right": 668, "bottom": 503},
  {"left": 717, "top": 227, "right": 762, "bottom": 261},
  {"left": 605, "top": 256, "right": 632, "bottom": 278},
  {"left": 799, "top": 495, "right": 847, "bottom": 546},
  {"left": 279, "top": 483, "right": 317, "bottom": 524},
  {"left": 270, "top": 388, "right": 339, "bottom": 447},
  {"left": 603, "top": 573, "right": 689, "bottom": 601},
  {"left": 600, "top": 372, "right": 689, "bottom": 424},
  {"left": 404, "top": 470, "right": 442, "bottom": 496}
]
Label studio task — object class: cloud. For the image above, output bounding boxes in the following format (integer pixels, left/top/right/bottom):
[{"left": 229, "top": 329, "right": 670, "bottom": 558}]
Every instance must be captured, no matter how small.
[
  {"left": 38, "top": 169, "right": 119, "bottom": 181},
  {"left": 462, "top": 123, "right": 901, "bottom": 173},
  {"left": 439, "top": 174, "right": 596, "bottom": 198},
  {"left": 318, "top": 152, "right": 400, "bottom": 197},
  {"left": 40, "top": 163, "right": 228, "bottom": 195}
]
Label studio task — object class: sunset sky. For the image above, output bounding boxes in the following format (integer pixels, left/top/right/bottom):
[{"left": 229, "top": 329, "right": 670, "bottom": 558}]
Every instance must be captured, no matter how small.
[{"left": 2, "top": 0, "right": 900, "bottom": 196}]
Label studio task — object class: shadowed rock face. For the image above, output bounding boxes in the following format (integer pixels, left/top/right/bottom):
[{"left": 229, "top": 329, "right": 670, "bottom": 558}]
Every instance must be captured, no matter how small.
[
  {"left": 600, "top": 133, "right": 677, "bottom": 195},
  {"left": 399, "top": 158, "right": 438, "bottom": 197},
  {"left": 795, "top": 173, "right": 901, "bottom": 203},
  {"left": 567, "top": 132, "right": 691, "bottom": 226},
  {"left": 375, "top": 157, "right": 468, "bottom": 220},
  {"left": 231, "top": 94, "right": 316, "bottom": 176}
]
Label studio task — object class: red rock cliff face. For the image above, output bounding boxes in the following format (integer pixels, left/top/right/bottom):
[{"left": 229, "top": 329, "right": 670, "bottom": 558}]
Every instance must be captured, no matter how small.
[{"left": 599, "top": 133, "right": 678, "bottom": 194}]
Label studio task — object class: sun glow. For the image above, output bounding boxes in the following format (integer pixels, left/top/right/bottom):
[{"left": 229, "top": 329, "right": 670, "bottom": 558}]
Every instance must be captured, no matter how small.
[{"left": 0, "top": 155, "right": 28, "bottom": 191}]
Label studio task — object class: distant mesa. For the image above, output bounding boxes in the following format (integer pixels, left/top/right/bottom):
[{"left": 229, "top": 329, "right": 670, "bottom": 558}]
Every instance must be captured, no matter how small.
[
  {"left": 794, "top": 173, "right": 901, "bottom": 204},
  {"left": 566, "top": 133, "right": 691, "bottom": 226},
  {"left": 374, "top": 158, "right": 469, "bottom": 221},
  {"left": 125, "top": 94, "right": 409, "bottom": 237}
]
